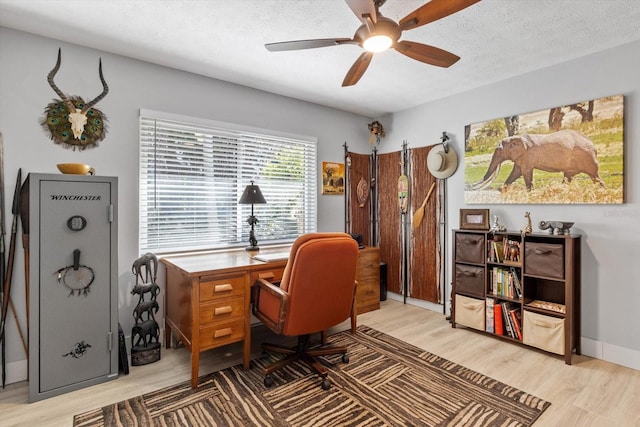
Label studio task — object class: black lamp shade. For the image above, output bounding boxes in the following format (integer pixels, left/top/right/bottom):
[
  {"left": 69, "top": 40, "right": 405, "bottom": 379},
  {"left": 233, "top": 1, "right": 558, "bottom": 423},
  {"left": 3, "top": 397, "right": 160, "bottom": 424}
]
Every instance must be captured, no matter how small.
[{"left": 238, "top": 181, "right": 266, "bottom": 205}]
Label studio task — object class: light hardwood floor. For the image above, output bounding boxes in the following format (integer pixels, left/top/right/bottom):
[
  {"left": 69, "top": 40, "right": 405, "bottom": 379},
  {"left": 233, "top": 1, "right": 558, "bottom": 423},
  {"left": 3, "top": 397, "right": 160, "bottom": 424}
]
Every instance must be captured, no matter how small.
[{"left": 1, "top": 299, "right": 639, "bottom": 426}]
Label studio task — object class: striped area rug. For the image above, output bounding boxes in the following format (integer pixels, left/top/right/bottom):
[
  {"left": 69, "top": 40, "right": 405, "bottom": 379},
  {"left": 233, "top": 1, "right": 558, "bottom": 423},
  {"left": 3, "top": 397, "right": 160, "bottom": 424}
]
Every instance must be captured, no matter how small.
[{"left": 74, "top": 326, "right": 550, "bottom": 426}]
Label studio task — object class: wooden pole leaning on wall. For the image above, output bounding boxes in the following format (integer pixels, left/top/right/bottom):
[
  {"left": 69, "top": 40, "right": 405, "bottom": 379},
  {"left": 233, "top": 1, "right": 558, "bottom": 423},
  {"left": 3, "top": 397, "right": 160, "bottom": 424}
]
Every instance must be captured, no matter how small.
[
  {"left": 400, "top": 141, "right": 410, "bottom": 304},
  {"left": 412, "top": 181, "right": 436, "bottom": 230},
  {"left": 1, "top": 169, "right": 27, "bottom": 387},
  {"left": 20, "top": 175, "right": 30, "bottom": 349},
  {"left": 370, "top": 146, "right": 378, "bottom": 247},
  {"left": 344, "top": 142, "right": 350, "bottom": 234}
]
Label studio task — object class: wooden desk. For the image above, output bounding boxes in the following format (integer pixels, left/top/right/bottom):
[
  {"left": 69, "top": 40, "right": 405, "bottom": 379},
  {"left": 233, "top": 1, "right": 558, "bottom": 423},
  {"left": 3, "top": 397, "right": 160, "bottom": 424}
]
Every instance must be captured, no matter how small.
[
  {"left": 161, "top": 249, "right": 287, "bottom": 388},
  {"left": 161, "top": 246, "right": 379, "bottom": 388}
]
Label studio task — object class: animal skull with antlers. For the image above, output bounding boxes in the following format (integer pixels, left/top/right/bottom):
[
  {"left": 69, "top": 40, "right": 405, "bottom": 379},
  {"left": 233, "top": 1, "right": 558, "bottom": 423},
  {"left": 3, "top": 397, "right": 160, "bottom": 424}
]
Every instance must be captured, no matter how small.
[{"left": 41, "top": 48, "right": 109, "bottom": 150}]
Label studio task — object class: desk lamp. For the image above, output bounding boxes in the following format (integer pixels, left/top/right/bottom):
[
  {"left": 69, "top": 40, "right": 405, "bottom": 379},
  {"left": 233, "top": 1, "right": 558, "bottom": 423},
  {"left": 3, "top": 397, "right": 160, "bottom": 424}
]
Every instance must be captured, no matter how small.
[{"left": 238, "top": 181, "right": 267, "bottom": 252}]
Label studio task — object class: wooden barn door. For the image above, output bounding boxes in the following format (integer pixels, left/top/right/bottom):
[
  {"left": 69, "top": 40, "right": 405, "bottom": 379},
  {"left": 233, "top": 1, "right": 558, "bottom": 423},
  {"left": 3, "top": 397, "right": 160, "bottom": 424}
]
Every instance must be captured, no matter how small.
[
  {"left": 346, "top": 147, "right": 441, "bottom": 304},
  {"left": 377, "top": 151, "right": 403, "bottom": 295},
  {"left": 346, "top": 151, "right": 373, "bottom": 247},
  {"left": 409, "top": 146, "right": 440, "bottom": 303}
]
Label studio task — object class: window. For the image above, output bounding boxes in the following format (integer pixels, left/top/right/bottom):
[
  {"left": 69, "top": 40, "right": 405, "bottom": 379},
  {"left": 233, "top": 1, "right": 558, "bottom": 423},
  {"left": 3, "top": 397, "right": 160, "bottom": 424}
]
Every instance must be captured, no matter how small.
[{"left": 139, "top": 110, "right": 317, "bottom": 254}]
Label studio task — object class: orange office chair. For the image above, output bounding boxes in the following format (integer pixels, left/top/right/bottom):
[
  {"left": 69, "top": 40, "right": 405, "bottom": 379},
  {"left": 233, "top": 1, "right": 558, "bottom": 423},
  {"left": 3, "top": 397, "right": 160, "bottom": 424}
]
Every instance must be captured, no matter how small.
[{"left": 252, "top": 232, "right": 359, "bottom": 390}]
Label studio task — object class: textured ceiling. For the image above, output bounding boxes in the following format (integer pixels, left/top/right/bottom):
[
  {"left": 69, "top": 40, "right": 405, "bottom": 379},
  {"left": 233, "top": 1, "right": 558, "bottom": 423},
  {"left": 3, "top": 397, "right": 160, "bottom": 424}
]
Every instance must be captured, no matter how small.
[{"left": 1, "top": 0, "right": 640, "bottom": 118}]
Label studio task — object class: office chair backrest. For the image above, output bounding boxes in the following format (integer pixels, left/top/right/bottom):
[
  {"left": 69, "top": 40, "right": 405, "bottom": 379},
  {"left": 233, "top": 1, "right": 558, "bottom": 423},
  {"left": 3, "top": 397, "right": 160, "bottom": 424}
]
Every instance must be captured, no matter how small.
[{"left": 280, "top": 233, "right": 359, "bottom": 336}]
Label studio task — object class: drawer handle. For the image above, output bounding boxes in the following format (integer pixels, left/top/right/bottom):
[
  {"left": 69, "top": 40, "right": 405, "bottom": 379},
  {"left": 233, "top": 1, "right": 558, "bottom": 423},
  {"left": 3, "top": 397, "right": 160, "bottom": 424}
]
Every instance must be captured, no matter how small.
[
  {"left": 214, "top": 306, "right": 233, "bottom": 316},
  {"left": 461, "top": 302, "right": 479, "bottom": 309},
  {"left": 534, "top": 248, "right": 552, "bottom": 255},
  {"left": 258, "top": 272, "right": 275, "bottom": 280},
  {"left": 214, "top": 328, "right": 233, "bottom": 338},
  {"left": 462, "top": 238, "right": 480, "bottom": 244},
  {"left": 462, "top": 270, "right": 480, "bottom": 277},
  {"left": 214, "top": 284, "right": 233, "bottom": 292},
  {"left": 532, "top": 319, "right": 554, "bottom": 328}
]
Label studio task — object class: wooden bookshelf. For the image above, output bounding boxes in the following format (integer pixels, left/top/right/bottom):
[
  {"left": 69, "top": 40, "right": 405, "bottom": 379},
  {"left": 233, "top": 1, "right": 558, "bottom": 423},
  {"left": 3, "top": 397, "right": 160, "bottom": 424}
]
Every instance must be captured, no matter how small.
[{"left": 451, "top": 229, "right": 581, "bottom": 364}]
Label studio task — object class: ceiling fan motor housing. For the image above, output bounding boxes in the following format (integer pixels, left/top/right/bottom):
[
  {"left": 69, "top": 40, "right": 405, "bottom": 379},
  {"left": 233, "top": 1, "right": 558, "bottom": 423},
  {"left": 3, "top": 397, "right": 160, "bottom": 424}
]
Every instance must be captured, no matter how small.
[{"left": 354, "top": 16, "right": 401, "bottom": 46}]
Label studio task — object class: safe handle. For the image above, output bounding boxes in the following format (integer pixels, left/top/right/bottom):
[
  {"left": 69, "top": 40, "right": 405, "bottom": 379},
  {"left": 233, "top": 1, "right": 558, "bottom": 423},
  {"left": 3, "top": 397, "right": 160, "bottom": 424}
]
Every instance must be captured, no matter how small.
[{"left": 73, "top": 249, "right": 81, "bottom": 271}]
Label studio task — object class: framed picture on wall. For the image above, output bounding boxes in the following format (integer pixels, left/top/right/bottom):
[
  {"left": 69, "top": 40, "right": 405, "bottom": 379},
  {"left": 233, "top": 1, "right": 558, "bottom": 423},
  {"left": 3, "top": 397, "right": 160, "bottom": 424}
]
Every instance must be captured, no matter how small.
[
  {"left": 463, "top": 94, "right": 624, "bottom": 204},
  {"left": 321, "top": 162, "right": 345, "bottom": 195},
  {"left": 460, "top": 209, "right": 490, "bottom": 230}
]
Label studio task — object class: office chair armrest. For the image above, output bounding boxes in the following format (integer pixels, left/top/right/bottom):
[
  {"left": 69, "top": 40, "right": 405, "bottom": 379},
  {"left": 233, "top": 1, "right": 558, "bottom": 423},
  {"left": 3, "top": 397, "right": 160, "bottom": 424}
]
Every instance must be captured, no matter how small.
[{"left": 253, "top": 278, "right": 289, "bottom": 334}]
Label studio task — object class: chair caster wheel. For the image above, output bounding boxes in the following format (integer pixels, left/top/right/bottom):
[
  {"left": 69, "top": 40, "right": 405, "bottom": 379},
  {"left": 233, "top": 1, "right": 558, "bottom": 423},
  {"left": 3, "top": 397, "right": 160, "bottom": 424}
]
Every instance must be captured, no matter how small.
[
  {"left": 321, "top": 378, "right": 331, "bottom": 390},
  {"left": 264, "top": 375, "right": 274, "bottom": 387},
  {"left": 341, "top": 354, "right": 349, "bottom": 363}
]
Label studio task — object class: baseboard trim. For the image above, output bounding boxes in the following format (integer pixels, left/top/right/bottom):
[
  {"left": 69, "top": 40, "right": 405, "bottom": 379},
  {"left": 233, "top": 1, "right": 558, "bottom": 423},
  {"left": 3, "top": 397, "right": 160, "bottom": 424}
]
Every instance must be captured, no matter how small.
[
  {"left": 5, "top": 359, "right": 28, "bottom": 385},
  {"left": 386, "top": 292, "right": 443, "bottom": 313},
  {"left": 392, "top": 292, "right": 639, "bottom": 372},
  {"left": 581, "top": 337, "right": 640, "bottom": 371}
]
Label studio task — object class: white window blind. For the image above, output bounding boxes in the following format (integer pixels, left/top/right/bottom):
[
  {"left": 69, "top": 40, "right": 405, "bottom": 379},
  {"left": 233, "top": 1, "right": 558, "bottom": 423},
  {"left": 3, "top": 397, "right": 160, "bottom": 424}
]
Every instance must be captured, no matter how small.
[{"left": 139, "top": 111, "right": 317, "bottom": 254}]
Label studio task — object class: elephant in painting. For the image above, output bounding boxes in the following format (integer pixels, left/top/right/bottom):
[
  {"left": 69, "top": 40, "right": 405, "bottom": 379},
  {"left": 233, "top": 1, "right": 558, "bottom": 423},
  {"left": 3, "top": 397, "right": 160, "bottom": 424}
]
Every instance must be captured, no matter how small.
[{"left": 470, "top": 129, "right": 604, "bottom": 191}]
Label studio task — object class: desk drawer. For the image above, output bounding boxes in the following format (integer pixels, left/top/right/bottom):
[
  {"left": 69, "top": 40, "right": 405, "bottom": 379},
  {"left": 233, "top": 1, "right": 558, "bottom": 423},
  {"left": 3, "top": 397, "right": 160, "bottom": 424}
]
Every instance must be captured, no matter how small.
[
  {"left": 200, "top": 297, "right": 244, "bottom": 323},
  {"left": 200, "top": 275, "right": 245, "bottom": 302},
  {"left": 199, "top": 318, "right": 245, "bottom": 349},
  {"left": 358, "top": 250, "right": 378, "bottom": 277},
  {"left": 250, "top": 266, "right": 285, "bottom": 285}
]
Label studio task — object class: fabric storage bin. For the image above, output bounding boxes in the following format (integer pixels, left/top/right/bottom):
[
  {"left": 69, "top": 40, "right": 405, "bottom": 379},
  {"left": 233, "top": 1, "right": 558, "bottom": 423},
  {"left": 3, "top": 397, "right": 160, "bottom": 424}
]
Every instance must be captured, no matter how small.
[
  {"left": 522, "top": 310, "right": 565, "bottom": 355},
  {"left": 455, "top": 264, "right": 485, "bottom": 297},
  {"left": 455, "top": 295, "right": 485, "bottom": 331},
  {"left": 525, "top": 242, "right": 564, "bottom": 279},
  {"left": 455, "top": 233, "right": 485, "bottom": 264}
]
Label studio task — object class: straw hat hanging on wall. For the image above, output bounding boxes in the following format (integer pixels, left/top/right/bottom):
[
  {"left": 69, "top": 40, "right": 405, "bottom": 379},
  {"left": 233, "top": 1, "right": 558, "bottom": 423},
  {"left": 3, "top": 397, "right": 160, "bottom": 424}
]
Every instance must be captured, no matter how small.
[{"left": 427, "top": 143, "right": 458, "bottom": 179}]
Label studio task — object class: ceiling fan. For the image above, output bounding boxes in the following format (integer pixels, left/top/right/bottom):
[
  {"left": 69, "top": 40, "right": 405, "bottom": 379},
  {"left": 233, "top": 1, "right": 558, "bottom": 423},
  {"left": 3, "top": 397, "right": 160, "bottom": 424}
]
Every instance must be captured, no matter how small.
[{"left": 265, "top": 0, "right": 481, "bottom": 87}]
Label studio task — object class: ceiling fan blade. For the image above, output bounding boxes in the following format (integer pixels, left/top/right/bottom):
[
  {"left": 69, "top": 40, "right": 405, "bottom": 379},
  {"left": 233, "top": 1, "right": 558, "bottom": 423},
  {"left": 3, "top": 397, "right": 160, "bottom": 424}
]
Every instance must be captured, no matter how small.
[
  {"left": 345, "top": 0, "right": 377, "bottom": 24},
  {"left": 265, "top": 38, "right": 357, "bottom": 52},
  {"left": 342, "top": 52, "right": 374, "bottom": 87},
  {"left": 394, "top": 40, "right": 460, "bottom": 67},
  {"left": 399, "top": 0, "right": 481, "bottom": 31}
]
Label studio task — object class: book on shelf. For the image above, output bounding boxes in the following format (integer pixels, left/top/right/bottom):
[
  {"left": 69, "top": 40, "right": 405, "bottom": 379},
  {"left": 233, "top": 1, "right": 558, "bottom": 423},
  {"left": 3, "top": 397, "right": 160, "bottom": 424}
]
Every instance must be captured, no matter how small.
[
  {"left": 499, "top": 302, "right": 522, "bottom": 340},
  {"left": 492, "top": 241, "right": 503, "bottom": 262},
  {"left": 508, "top": 307, "right": 523, "bottom": 341},
  {"left": 501, "top": 302, "right": 515, "bottom": 338},
  {"left": 494, "top": 304, "right": 503, "bottom": 335},
  {"left": 488, "top": 241, "right": 495, "bottom": 263},
  {"left": 510, "top": 267, "right": 522, "bottom": 299},
  {"left": 491, "top": 266, "right": 521, "bottom": 300},
  {"left": 485, "top": 298, "right": 495, "bottom": 333},
  {"left": 503, "top": 238, "right": 508, "bottom": 261},
  {"left": 526, "top": 300, "right": 566, "bottom": 314}
]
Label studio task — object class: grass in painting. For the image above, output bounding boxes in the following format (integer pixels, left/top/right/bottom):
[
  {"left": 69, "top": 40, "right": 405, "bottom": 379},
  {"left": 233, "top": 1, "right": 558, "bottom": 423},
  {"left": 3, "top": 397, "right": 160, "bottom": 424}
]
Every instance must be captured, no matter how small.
[{"left": 494, "top": 179, "right": 623, "bottom": 204}]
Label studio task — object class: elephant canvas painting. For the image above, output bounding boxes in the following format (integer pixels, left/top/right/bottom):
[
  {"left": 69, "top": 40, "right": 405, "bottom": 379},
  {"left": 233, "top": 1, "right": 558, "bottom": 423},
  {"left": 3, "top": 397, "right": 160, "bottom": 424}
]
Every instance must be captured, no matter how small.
[{"left": 464, "top": 95, "right": 624, "bottom": 204}]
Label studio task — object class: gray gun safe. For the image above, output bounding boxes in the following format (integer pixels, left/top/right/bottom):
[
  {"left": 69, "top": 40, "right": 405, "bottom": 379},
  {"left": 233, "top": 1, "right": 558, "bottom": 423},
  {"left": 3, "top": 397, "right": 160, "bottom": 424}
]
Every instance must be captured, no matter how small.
[{"left": 28, "top": 173, "right": 118, "bottom": 402}]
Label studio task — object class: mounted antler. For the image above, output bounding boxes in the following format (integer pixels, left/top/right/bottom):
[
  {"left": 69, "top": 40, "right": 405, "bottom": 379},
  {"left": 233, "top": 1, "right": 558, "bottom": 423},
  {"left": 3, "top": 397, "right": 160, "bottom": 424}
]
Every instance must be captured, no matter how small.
[{"left": 41, "top": 48, "right": 109, "bottom": 150}]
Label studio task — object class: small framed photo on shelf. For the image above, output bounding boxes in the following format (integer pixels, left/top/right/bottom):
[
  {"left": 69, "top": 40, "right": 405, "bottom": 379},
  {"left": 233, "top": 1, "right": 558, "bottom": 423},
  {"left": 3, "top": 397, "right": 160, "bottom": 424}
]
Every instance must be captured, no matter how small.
[{"left": 460, "top": 209, "right": 490, "bottom": 230}]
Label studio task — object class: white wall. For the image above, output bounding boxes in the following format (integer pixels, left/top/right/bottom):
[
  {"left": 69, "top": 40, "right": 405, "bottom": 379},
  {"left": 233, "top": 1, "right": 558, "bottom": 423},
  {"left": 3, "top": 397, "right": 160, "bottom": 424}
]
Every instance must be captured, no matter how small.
[
  {"left": 0, "top": 27, "right": 371, "bottom": 384},
  {"left": 381, "top": 40, "right": 640, "bottom": 370},
  {"left": 1, "top": 27, "right": 637, "bottom": 385}
]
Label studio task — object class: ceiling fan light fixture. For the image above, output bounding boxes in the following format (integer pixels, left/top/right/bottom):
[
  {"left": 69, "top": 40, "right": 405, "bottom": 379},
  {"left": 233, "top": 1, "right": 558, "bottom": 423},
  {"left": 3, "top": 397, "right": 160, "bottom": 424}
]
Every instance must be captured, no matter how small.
[{"left": 363, "top": 34, "right": 393, "bottom": 52}]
